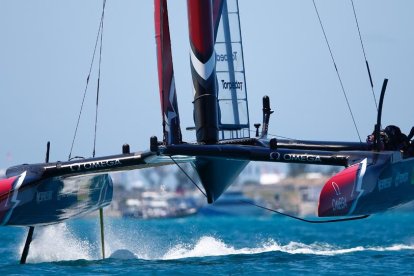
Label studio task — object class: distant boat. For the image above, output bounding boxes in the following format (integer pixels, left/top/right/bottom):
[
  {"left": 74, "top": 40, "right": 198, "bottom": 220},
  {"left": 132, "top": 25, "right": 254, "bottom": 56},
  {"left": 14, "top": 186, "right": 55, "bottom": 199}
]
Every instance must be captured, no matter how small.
[{"left": 121, "top": 191, "right": 198, "bottom": 219}]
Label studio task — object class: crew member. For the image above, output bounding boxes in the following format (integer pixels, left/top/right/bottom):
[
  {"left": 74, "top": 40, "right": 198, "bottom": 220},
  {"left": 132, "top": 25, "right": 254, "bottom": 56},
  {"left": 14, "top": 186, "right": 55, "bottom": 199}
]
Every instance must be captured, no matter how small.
[{"left": 367, "top": 125, "right": 412, "bottom": 157}]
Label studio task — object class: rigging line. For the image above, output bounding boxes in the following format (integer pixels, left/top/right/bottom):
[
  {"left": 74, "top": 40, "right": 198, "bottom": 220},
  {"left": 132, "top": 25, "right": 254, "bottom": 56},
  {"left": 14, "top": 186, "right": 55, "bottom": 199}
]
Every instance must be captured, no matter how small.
[
  {"left": 267, "top": 134, "right": 295, "bottom": 140},
  {"left": 249, "top": 130, "right": 295, "bottom": 141},
  {"left": 350, "top": 0, "right": 378, "bottom": 111},
  {"left": 93, "top": 0, "right": 107, "bottom": 158},
  {"left": 169, "top": 156, "right": 207, "bottom": 198},
  {"left": 170, "top": 154, "right": 367, "bottom": 223},
  {"left": 312, "top": 0, "right": 362, "bottom": 143},
  {"left": 239, "top": 199, "right": 369, "bottom": 223},
  {"left": 68, "top": 1, "right": 107, "bottom": 160}
]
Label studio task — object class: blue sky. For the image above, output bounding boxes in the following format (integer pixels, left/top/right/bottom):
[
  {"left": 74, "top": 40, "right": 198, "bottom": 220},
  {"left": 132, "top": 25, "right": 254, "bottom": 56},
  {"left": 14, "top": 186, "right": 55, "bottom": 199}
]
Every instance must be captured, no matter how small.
[{"left": 1, "top": 0, "right": 413, "bottom": 169}]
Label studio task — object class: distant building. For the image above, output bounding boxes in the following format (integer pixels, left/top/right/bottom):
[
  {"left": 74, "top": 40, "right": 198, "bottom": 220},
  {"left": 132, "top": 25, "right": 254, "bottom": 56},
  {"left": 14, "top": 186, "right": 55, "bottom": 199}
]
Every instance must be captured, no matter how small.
[{"left": 236, "top": 162, "right": 286, "bottom": 186}]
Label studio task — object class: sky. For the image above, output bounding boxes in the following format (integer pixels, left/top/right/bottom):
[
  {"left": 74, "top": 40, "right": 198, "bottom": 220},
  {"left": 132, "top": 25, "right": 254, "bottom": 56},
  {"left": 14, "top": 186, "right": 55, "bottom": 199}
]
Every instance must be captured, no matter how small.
[{"left": 0, "top": 0, "right": 413, "bottom": 170}]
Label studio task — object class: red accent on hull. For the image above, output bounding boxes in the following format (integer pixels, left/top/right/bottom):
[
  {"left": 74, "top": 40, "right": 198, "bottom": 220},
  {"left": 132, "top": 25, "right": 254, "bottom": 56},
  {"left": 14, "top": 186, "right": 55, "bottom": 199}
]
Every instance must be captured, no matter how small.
[
  {"left": 187, "top": 0, "right": 215, "bottom": 62},
  {"left": 318, "top": 164, "right": 359, "bottom": 216},
  {"left": 0, "top": 177, "right": 16, "bottom": 198},
  {"left": 0, "top": 177, "right": 17, "bottom": 222}
]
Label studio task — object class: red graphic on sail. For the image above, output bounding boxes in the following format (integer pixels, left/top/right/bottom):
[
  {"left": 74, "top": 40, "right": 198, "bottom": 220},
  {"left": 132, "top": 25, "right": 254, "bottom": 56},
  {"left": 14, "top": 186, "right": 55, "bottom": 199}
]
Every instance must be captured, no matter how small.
[{"left": 154, "top": 0, "right": 181, "bottom": 144}]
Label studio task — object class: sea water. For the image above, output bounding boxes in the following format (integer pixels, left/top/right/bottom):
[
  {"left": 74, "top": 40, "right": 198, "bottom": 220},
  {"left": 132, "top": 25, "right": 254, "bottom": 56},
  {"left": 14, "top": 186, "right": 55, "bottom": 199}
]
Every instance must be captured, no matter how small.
[{"left": 1, "top": 213, "right": 414, "bottom": 275}]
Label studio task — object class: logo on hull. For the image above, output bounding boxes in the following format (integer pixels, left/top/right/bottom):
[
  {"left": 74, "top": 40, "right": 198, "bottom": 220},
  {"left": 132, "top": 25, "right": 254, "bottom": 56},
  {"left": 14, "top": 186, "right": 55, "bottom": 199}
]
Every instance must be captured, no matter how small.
[
  {"left": 269, "top": 152, "right": 321, "bottom": 163},
  {"left": 332, "top": 196, "right": 347, "bottom": 212},
  {"left": 70, "top": 159, "right": 122, "bottom": 172},
  {"left": 331, "top": 182, "right": 341, "bottom": 196}
]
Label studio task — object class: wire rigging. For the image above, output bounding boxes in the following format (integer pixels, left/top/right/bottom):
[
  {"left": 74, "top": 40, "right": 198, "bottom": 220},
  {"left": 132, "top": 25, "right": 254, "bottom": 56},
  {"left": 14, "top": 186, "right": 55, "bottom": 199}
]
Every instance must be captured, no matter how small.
[
  {"left": 249, "top": 130, "right": 295, "bottom": 141},
  {"left": 93, "top": 0, "right": 107, "bottom": 157},
  {"left": 171, "top": 155, "right": 369, "bottom": 223},
  {"left": 170, "top": 156, "right": 207, "bottom": 197},
  {"left": 350, "top": 0, "right": 378, "bottom": 111},
  {"left": 239, "top": 199, "right": 369, "bottom": 223},
  {"left": 312, "top": 0, "right": 362, "bottom": 143},
  {"left": 68, "top": 0, "right": 107, "bottom": 160}
]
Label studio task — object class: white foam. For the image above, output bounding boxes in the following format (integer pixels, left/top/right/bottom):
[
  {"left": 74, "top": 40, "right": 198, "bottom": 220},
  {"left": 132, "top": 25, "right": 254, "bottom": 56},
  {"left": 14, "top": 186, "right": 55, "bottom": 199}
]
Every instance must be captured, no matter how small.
[
  {"left": 19, "top": 225, "right": 414, "bottom": 263},
  {"left": 163, "top": 236, "right": 237, "bottom": 259},
  {"left": 161, "top": 237, "right": 414, "bottom": 260},
  {"left": 21, "top": 224, "right": 95, "bottom": 263}
]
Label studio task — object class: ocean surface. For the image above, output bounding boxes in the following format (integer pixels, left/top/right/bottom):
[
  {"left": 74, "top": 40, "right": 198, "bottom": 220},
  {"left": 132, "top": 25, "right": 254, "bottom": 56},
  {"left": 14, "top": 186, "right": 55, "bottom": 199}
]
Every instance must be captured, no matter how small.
[{"left": 1, "top": 212, "right": 414, "bottom": 275}]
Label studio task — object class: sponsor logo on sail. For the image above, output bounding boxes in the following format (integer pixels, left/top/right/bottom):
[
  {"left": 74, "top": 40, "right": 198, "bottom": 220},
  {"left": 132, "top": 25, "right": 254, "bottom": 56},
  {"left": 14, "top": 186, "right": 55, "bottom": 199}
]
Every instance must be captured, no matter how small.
[
  {"left": 221, "top": 79, "right": 243, "bottom": 91},
  {"left": 216, "top": 51, "right": 238, "bottom": 62}
]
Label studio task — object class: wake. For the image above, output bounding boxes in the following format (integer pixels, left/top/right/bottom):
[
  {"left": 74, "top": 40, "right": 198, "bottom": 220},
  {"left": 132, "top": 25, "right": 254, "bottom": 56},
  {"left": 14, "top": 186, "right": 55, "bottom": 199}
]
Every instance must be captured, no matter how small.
[
  {"left": 162, "top": 237, "right": 414, "bottom": 259},
  {"left": 19, "top": 224, "right": 414, "bottom": 263}
]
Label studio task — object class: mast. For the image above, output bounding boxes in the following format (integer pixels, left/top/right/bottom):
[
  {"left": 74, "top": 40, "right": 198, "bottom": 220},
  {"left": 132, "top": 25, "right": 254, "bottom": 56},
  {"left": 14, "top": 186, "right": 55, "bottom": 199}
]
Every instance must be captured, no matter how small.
[
  {"left": 187, "top": 0, "right": 248, "bottom": 203},
  {"left": 187, "top": 0, "right": 219, "bottom": 144}
]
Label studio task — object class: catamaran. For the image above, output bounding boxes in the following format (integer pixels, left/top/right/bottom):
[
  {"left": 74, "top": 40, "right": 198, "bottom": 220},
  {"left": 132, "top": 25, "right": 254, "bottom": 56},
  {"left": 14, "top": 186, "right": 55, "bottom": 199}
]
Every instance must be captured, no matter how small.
[{"left": 1, "top": 0, "right": 414, "bottom": 264}]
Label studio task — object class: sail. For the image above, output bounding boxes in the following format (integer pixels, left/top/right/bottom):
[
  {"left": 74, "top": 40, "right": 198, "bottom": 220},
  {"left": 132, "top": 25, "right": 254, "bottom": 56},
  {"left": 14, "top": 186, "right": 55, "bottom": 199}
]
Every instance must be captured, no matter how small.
[
  {"left": 214, "top": 0, "right": 250, "bottom": 140},
  {"left": 154, "top": 0, "right": 182, "bottom": 145},
  {"left": 213, "top": 0, "right": 225, "bottom": 37},
  {"left": 188, "top": 0, "right": 219, "bottom": 144}
]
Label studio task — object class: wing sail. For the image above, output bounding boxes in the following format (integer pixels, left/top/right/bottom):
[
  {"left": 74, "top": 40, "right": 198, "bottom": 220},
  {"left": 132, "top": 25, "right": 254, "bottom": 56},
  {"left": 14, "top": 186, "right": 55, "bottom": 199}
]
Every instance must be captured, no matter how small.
[
  {"left": 214, "top": 0, "right": 250, "bottom": 140},
  {"left": 154, "top": 0, "right": 182, "bottom": 145}
]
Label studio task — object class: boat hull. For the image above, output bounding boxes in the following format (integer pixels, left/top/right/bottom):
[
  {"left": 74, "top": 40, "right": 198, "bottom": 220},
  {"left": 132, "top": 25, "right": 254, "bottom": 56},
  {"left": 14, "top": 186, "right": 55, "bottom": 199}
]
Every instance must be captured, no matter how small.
[
  {"left": 0, "top": 173, "right": 112, "bottom": 226},
  {"left": 319, "top": 154, "right": 414, "bottom": 216}
]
